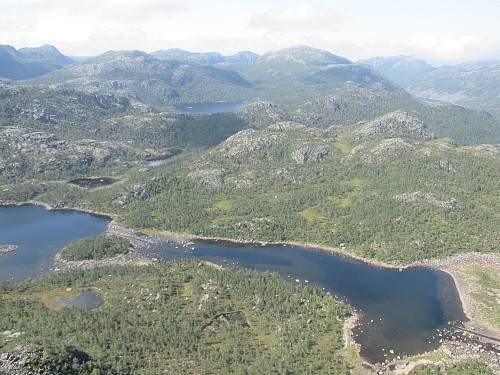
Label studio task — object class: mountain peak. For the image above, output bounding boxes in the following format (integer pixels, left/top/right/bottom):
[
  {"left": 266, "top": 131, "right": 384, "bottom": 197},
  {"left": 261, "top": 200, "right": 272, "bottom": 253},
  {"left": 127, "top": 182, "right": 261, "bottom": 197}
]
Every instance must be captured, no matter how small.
[
  {"left": 259, "top": 46, "right": 351, "bottom": 66},
  {"left": 19, "top": 44, "right": 74, "bottom": 65},
  {"left": 0, "top": 44, "right": 74, "bottom": 80}
]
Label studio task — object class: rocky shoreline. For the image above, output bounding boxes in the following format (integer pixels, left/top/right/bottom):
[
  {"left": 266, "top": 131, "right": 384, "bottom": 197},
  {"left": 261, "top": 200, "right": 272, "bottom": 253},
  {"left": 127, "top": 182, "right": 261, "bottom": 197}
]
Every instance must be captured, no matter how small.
[
  {"left": 2, "top": 202, "right": 499, "bottom": 373},
  {"left": 123, "top": 228, "right": 500, "bottom": 374}
]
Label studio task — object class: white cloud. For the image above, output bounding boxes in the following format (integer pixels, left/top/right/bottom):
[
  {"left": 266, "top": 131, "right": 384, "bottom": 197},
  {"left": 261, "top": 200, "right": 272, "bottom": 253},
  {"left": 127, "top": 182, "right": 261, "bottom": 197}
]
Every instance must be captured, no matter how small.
[
  {"left": 249, "top": 2, "right": 344, "bottom": 33},
  {"left": 408, "top": 34, "right": 495, "bottom": 64},
  {"left": 1, "top": 0, "right": 500, "bottom": 65},
  {"left": 69, "top": 0, "right": 191, "bottom": 22}
]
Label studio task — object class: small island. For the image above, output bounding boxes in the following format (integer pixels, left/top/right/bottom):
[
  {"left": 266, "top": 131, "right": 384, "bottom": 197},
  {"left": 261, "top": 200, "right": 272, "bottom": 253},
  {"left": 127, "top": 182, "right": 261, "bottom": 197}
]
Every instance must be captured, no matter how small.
[
  {"left": 0, "top": 245, "right": 18, "bottom": 256},
  {"left": 59, "top": 235, "right": 132, "bottom": 261}
]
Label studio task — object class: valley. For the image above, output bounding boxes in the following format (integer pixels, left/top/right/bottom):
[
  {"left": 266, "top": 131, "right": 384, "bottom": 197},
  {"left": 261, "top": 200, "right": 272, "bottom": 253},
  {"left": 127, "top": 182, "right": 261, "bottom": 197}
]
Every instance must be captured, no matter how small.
[{"left": 0, "top": 44, "right": 499, "bottom": 374}]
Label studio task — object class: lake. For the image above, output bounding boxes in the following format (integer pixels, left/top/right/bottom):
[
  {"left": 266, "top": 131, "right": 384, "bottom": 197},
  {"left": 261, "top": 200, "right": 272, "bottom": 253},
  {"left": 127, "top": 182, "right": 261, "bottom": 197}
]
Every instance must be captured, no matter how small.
[
  {"left": 144, "top": 239, "right": 466, "bottom": 363},
  {"left": 0, "top": 205, "right": 466, "bottom": 364},
  {"left": 0, "top": 205, "right": 110, "bottom": 281},
  {"left": 175, "top": 102, "right": 248, "bottom": 114}
]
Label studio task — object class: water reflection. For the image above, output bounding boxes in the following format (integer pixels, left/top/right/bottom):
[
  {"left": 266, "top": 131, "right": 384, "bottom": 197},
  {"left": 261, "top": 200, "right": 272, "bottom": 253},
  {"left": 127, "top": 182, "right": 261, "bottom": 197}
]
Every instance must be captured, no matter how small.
[
  {"left": 0, "top": 205, "right": 110, "bottom": 281},
  {"left": 0, "top": 205, "right": 466, "bottom": 363}
]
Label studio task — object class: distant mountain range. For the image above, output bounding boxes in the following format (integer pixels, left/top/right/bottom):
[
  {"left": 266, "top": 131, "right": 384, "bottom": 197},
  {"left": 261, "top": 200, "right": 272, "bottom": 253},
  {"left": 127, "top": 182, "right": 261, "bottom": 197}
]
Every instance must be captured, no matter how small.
[
  {"left": 0, "top": 45, "right": 498, "bottom": 267},
  {"left": 2, "top": 43, "right": 500, "bottom": 120},
  {"left": 360, "top": 55, "right": 500, "bottom": 119},
  {"left": 26, "top": 45, "right": 401, "bottom": 108},
  {"left": 152, "top": 48, "right": 259, "bottom": 65},
  {"left": 0, "top": 44, "right": 74, "bottom": 80}
]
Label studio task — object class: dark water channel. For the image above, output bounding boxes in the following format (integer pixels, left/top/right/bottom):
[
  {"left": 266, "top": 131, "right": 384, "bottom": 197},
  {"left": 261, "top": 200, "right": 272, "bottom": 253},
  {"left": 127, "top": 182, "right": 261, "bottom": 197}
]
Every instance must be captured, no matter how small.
[
  {"left": 0, "top": 205, "right": 466, "bottom": 364},
  {"left": 68, "top": 177, "right": 119, "bottom": 190}
]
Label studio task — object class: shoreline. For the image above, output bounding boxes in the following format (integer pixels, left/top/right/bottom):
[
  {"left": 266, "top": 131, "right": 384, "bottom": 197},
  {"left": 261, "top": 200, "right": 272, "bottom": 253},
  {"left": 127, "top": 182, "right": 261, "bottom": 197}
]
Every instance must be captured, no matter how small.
[{"left": 3, "top": 201, "right": 500, "bottom": 372}]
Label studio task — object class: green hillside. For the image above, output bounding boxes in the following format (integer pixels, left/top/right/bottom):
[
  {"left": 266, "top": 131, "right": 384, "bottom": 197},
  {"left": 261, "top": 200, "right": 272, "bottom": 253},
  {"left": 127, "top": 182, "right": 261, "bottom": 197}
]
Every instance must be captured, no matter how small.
[
  {"left": 6, "top": 94, "right": 496, "bottom": 265},
  {"left": 0, "top": 260, "right": 350, "bottom": 374}
]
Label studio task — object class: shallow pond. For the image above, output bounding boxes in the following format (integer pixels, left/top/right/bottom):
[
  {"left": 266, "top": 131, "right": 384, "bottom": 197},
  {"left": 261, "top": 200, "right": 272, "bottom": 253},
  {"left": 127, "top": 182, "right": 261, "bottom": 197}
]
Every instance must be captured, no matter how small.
[{"left": 49, "top": 289, "right": 105, "bottom": 309}]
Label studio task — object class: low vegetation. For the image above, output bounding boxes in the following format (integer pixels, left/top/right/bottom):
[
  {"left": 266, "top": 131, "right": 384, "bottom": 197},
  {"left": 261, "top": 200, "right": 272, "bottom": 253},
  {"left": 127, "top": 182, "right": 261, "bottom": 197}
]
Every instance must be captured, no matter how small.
[
  {"left": 410, "top": 359, "right": 493, "bottom": 374},
  {"left": 460, "top": 265, "right": 500, "bottom": 331}
]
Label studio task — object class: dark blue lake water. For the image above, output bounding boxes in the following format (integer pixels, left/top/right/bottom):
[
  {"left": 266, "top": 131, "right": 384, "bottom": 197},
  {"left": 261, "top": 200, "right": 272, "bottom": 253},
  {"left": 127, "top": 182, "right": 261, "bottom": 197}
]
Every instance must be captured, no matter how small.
[
  {"left": 0, "top": 205, "right": 466, "bottom": 363},
  {"left": 175, "top": 102, "right": 248, "bottom": 114},
  {"left": 144, "top": 239, "right": 465, "bottom": 363},
  {"left": 0, "top": 205, "right": 110, "bottom": 281}
]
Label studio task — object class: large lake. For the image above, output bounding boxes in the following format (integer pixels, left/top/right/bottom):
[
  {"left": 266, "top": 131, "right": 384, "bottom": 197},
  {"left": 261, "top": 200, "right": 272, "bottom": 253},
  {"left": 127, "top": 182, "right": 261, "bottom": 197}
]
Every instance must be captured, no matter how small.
[{"left": 0, "top": 205, "right": 466, "bottom": 364}]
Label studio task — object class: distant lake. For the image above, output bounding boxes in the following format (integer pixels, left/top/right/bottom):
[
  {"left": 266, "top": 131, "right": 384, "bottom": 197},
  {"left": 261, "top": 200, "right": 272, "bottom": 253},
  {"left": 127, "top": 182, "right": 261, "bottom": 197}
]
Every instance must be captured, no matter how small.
[
  {"left": 0, "top": 205, "right": 110, "bottom": 281},
  {"left": 175, "top": 102, "right": 248, "bottom": 114},
  {"left": 0, "top": 205, "right": 466, "bottom": 364},
  {"left": 68, "top": 177, "right": 119, "bottom": 189}
]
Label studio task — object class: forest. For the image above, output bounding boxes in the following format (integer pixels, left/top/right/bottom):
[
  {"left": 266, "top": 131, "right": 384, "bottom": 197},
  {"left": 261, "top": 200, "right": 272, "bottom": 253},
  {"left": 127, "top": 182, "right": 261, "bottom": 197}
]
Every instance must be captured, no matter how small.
[
  {"left": 0, "top": 260, "right": 351, "bottom": 374},
  {"left": 59, "top": 235, "right": 132, "bottom": 261}
]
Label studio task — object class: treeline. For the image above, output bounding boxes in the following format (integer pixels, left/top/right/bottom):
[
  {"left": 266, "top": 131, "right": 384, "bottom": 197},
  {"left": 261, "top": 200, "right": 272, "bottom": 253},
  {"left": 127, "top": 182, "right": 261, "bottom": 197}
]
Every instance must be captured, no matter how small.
[
  {"left": 0, "top": 260, "right": 351, "bottom": 374},
  {"left": 76, "top": 119, "right": 500, "bottom": 264},
  {"left": 59, "top": 235, "right": 132, "bottom": 261}
]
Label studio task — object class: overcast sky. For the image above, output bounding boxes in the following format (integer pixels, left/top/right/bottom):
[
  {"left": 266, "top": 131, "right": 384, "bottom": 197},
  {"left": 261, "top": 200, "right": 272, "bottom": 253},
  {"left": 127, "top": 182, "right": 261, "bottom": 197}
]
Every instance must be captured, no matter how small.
[{"left": 2, "top": 0, "right": 500, "bottom": 66}]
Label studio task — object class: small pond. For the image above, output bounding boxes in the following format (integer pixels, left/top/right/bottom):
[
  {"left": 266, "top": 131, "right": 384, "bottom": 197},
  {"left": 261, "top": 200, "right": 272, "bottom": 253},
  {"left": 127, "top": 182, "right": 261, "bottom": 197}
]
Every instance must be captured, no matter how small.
[
  {"left": 175, "top": 102, "right": 248, "bottom": 114},
  {"left": 68, "top": 177, "right": 119, "bottom": 189},
  {"left": 50, "top": 289, "right": 105, "bottom": 309}
]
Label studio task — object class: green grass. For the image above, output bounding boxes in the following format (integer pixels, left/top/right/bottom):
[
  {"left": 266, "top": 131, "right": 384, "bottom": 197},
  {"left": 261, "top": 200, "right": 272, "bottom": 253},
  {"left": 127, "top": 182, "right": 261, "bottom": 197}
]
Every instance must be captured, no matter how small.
[
  {"left": 461, "top": 265, "right": 500, "bottom": 330},
  {"left": 299, "top": 207, "right": 325, "bottom": 222}
]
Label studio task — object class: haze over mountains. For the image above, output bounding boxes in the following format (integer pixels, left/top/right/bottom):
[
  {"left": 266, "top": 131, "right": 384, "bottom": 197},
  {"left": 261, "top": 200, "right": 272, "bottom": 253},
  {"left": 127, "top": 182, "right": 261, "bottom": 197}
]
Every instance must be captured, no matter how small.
[
  {"left": 2, "top": 43, "right": 500, "bottom": 123},
  {"left": 0, "top": 44, "right": 74, "bottom": 80},
  {"left": 1, "top": 36, "right": 500, "bottom": 375},
  {"left": 360, "top": 55, "right": 500, "bottom": 119}
]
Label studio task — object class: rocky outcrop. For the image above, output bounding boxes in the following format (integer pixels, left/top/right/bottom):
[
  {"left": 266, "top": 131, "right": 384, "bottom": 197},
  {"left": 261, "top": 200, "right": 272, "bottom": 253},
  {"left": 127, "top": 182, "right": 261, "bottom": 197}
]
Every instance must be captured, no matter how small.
[
  {"left": 237, "top": 101, "right": 288, "bottom": 126},
  {"left": 216, "top": 129, "right": 284, "bottom": 159},
  {"left": 467, "top": 144, "right": 500, "bottom": 160},
  {"left": 394, "top": 191, "right": 460, "bottom": 210},
  {"left": 0, "top": 245, "right": 18, "bottom": 256},
  {"left": 291, "top": 145, "right": 329, "bottom": 164},
  {"left": 346, "top": 138, "right": 415, "bottom": 164},
  {"left": 267, "top": 121, "right": 305, "bottom": 132},
  {"left": 187, "top": 169, "right": 225, "bottom": 189},
  {"left": 0, "top": 345, "right": 59, "bottom": 375},
  {"left": 356, "top": 110, "right": 434, "bottom": 139}
]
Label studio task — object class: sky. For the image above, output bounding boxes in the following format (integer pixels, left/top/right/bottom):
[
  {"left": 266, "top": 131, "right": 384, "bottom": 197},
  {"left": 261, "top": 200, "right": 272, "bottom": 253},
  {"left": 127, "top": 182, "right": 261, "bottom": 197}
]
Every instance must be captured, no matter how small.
[{"left": 2, "top": 0, "right": 500, "bottom": 66}]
